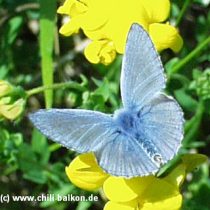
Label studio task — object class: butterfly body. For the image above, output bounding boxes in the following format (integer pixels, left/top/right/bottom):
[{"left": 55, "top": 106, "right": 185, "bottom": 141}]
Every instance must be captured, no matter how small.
[
  {"left": 29, "top": 24, "right": 184, "bottom": 178},
  {"left": 113, "top": 108, "right": 139, "bottom": 136},
  {"left": 114, "top": 107, "right": 163, "bottom": 162}
]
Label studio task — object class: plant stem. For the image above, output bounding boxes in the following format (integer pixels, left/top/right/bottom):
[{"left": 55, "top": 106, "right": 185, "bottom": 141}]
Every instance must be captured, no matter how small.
[
  {"left": 170, "top": 36, "right": 210, "bottom": 75},
  {"left": 183, "top": 101, "right": 205, "bottom": 146},
  {"left": 15, "top": 3, "right": 39, "bottom": 13},
  {"left": 170, "top": 74, "right": 190, "bottom": 87},
  {"left": 175, "top": 0, "right": 191, "bottom": 26},
  {"left": 26, "top": 82, "right": 85, "bottom": 97}
]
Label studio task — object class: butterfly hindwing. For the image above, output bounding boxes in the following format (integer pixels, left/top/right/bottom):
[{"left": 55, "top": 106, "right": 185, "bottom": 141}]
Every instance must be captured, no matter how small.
[
  {"left": 95, "top": 133, "right": 159, "bottom": 177},
  {"left": 139, "top": 93, "right": 184, "bottom": 163}
]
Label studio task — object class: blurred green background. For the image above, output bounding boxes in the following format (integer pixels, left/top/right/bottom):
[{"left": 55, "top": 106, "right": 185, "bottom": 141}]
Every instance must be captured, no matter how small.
[{"left": 0, "top": 0, "right": 210, "bottom": 209}]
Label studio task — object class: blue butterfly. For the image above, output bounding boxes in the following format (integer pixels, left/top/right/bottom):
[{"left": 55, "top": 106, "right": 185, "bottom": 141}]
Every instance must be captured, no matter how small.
[{"left": 29, "top": 23, "right": 184, "bottom": 178}]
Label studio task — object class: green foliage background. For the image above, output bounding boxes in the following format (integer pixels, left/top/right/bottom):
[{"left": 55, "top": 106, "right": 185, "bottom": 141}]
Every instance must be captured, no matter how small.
[{"left": 0, "top": 0, "right": 209, "bottom": 209}]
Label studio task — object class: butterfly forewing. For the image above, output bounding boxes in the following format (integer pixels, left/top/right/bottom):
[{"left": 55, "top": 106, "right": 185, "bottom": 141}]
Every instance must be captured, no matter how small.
[
  {"left": 29, "top": 109, "right": 114, "bottom": 153},
  {"left": 121, "top": 24, "right": 166, "bottom": 109}
]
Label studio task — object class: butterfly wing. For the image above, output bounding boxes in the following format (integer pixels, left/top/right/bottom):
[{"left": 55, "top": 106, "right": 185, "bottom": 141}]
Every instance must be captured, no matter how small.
[
  {"left": 121, "top": 23, "right": 166, "bottom": 109},
  {"left": 119, "top": 23, "right": 184, "bottom": 173},
  {"left": 139, "top": 93, "right": 184, "bottom": 163},
  {"left": 29, "top": 109, "right": 160, "bottom": 177},
  {"left": 96, "top": 94, "right": 184, "bottom": 177},
  {"left": 95, "top": 133, "right": 159, "bottom": 177},
  {"left": 29, "top": 109, "right": 114, "bottom": 153},
  {"left": 29, "top": 24, "right": 183, "bottom": 178}
]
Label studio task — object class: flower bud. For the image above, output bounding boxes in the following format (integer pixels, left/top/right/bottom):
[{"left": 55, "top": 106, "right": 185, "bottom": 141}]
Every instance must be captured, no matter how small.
[
  {"left": 0, "top": 98, "right": 25, "bottom": 120},
  {"left": 0, "top": 80, "right": 13, "bottom": 97}
]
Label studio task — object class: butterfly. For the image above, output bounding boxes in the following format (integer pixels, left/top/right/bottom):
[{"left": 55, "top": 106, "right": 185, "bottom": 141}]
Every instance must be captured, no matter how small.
[{"left": 29, "top": 23, "right": 184, "bottom": 178}]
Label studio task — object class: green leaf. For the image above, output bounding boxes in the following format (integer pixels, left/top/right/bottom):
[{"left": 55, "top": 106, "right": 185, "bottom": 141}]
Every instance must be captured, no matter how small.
[
  {"left": 17, "top": 143, "right": 37, "bottom": 171},
  {"left": 174, "top": 88, "right": 198, "bottom": 112},
  {"left": 40, "top": 0, "right": 56, "bottom": 108},
  {"left": 17, "top": 143, "right": 48, "bottom": 184},
  {"left": 32, "top": 128, "right": 50, "bottom": 165},
  {"left": 0, "top": 16, "right": 23, "bottom": 77},
  {"left": 183, "top": 102, "right": 204, "bottom": 146},
  {"left": 93, "top": 78, "right": 110, "bottom": 101},
  {"left": 76, "top": 201, "right": 92, "bottom": 210},
  {"left": 0, "top": 129, "right": 23, "bottom": 174},
  {"left": 11, "top": 133, "right": 23, "bottom": 146},
  {"left": 0, "top": 65, "right": 9, "bottom": 79},
  {"left": 192, "top": 69, "right": 203, "bottom": 80},
  {"left": 3, "top": 16, "right": 23, "bottom": 47},
  {"left": 23, "top": 169, "right": 47, "bottom": 184},
  {"left": 40, "top": 185, "right": 75, "bottom": 208},
  {"left": 165, "top": 57, "right": 180, "bottom": 75},
  {"left": 181, "top": 154, "right": 208, "bottom": 172}
]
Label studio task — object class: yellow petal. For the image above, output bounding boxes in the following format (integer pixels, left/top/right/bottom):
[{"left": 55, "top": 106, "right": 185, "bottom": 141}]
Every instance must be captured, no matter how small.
[
  {"left": 181, "top": 153, "right": 208, "bottom": 173},
  {"left": 78, "top": 0, "right": 108, "bottom": 31},
  {"left": 83, "top": 28, "right": 106, "bottom": 40},
  {"left": 0, "top": 97, "right": 11, "bottom": 105},
  {"left": 105, "top": 1, "right": 149, "bottom": 53},
  {"left": 65, "top": 153, "right": 109, "bottom": 191},
  {"left": 57, "top": 0, "right": 87, "bottom": 16},
  {"left": 0, "top": 98, "right": 25, "bottom": 120},
  {"left": 0, "top": 80, "right": 12, "bottom": 97},
  {"left": 143, "top": 178, "right": 179, "bottom": 203},
  {"left": 149, "top": 23, "right": 183, "bottom": 52},
  {"left": 71, "top": 1, "right": 88, "bottom": 17},
  {"left": 140, "top": 0, "right": 170, "bottom": 23},
  {"left": 104, "top": 201, "right": 136, "bottom": 210},
  {"left": 163, "top": 163, "right": 186, "bottom": 188},
  {"left": 99, "top": 41, "right": 116, "bottom": 65},
  {"left": 81, "top": 13, "right": 107, "bottom": 32},
  {"left": 103, "top": 176, "right": 154, "bottom": 202},
  {"left": 84, "top": 40, "right": 104, "bottom": 64},
  {"left": 84, "top": 40, "right": 116, "bottom": 65},
  {"left": 141, "top": 194, "right": 182, "bottom": 210},
  {"left": 57, "top": 0, "right": 73, "bottom": 15},
  {"left": 59, "top": 18, "right": 80, "bottom": 36},
  {"left": 103, "top": 177, "right": 138, "bottom": 202}
]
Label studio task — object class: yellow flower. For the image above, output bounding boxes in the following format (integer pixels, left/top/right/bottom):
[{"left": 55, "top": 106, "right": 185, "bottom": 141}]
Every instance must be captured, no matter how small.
[
  {"left": 58, "top": 0, "right": 183, "bottom": 64},
  {"left": 0, "top": 80, "right": 12, "bottom": 97},
  {"left": 103, "top": 164, "right": 184, "bottom": 210},
  {"left": 65, "top": 153, "right": 109, "bottom": 191},
  {"left": 65, "top": 153, "right": 207, "bottom": 210},
  {"left": 0, "top": 97, "right": 25, "bottom": 120},
  {"left": 103, "top": 154, "right": 207, "bottom": 210},
  {"left": 0, "top": 80, "right": 25, "bottom": 120}
]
